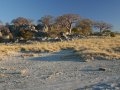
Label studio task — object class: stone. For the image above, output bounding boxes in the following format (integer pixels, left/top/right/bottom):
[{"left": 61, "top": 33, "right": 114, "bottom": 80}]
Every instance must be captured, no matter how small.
[{"left": 98, "top": 68, "right": 106, "bottom": 71}]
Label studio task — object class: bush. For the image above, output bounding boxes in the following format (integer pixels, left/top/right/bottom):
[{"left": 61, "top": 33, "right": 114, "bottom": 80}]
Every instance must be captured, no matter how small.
[
  {"left": 72, "top": 28, "right": 84, "bottom": 35},
  {"left": 20, "top": 29, "right": 34, "bottom": 40},
  {"left": 47, "top": 28, "right": 67, "bottom": 38},
  {"left": 102, "top": 30, "right": 111, "bottom": 36},
  {"left": 110, "top": 32, "right": 116, "bottom": 37},
  {"left": 35, "top": 31, "right": 49, "bottom": 37},
  {"left": 102, "top": 30, "right": 111, "bottom": 33},
  {"left": 48, "top": 30, "right": 59, "bottom": 38},
  {"left": 72, "top": 28, "right": 79, "bottom": 33}
]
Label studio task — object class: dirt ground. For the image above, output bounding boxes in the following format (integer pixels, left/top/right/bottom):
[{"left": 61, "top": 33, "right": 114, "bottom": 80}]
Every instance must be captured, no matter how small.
[{"left": 0, "top": 50, "right": 120, "bottom": 90}]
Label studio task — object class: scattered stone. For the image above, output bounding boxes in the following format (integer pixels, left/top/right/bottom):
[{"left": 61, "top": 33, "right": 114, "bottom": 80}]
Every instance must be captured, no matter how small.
[{"left": 98, "top": 68, "right": 106, "bottom": 71}]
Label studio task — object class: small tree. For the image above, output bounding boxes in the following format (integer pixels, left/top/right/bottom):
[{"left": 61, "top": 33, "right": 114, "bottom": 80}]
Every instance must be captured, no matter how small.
[{"left": 76, "top": 19, "right": 93, "bottom": 35}]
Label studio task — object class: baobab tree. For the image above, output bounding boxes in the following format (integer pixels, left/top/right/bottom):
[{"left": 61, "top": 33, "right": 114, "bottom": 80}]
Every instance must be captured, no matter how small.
[
  {"left": 38, "top": 15, "right": 54, "bottom": 31},
  {"left": 94, "top": 21, "right": 113, "bottom": 33},
  {"left": 11, "top": 17, "right": 33, "bottom": 27},
  {"left": 56, "top": 14, "right": 81, "bottom": 34}
]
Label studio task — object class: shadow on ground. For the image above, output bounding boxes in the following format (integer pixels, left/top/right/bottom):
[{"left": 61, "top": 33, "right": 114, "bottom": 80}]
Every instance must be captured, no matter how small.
[
  {"left": 26, "top": 50, "right": 85, "bottom": 62},
  {"left": 75, "top": 82, "right": 120, "bottom": 90}
]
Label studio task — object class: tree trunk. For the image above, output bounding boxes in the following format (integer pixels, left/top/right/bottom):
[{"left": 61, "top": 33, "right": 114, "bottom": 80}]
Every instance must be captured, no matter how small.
[
  {"left": 67, "top": 25, "right": 72, "bottom": 34},
  {"left": 69, "top": 28, "right": 72, "bottom": 34},
  {"left": 100, "top": 28, "right": 102, "bottom": 33}
]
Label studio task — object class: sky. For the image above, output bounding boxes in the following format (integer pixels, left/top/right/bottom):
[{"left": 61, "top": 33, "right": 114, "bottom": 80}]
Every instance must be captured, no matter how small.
[{"left": 0, "top": 0, "right": 120, "bottom": 32}]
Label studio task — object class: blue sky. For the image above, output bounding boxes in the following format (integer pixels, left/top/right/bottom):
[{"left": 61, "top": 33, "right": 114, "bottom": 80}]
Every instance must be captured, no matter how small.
[{"left": 0, "top": 0, "right": 120, "bottom": 31}]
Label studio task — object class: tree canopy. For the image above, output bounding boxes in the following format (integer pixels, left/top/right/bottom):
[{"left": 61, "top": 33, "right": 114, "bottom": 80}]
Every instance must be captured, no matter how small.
[{"left": 0, "top": 13, "right": 114, "bottom": 42}]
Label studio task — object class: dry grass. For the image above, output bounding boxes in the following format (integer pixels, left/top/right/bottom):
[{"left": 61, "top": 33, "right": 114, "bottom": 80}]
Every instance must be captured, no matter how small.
[
  {"left": 0, "top": 35, "right": 120, "bottom": 60},
  {"left": 0, "top": 73, "right": 9, "bottom": 78}
]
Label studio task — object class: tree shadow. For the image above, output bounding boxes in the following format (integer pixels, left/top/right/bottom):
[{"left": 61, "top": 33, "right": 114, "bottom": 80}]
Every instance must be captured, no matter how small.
[
  {"left": 27, "top": 50, "right": 85, "bottom": 62},
  {"left": 75, "top": 82, "right": 117, "bottom": 90}
]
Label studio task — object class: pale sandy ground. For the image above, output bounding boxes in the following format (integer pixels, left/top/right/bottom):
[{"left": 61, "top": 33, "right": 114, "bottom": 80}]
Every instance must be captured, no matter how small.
[{"left": 0, "top": 50, "right": 120, "bottom": 90}]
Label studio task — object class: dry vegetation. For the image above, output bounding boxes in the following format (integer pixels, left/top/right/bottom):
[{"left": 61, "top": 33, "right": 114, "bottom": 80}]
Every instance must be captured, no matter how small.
[{"left": 0, "top": 35, "right": 120, "bottom": 60}]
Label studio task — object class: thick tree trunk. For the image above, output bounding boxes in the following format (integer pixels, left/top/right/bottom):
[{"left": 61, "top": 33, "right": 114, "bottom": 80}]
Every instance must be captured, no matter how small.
[
  {"left": 69, "top": 28, "right": 72, "bottom": 34},
  {"left": 66, "top": 28, "right": 72, "bottom": 34},
  {"left": 67, "top": 25, "right": 72, "bottom": 34}
]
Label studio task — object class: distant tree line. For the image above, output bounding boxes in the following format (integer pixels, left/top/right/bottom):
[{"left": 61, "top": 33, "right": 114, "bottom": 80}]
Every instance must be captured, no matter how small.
[{"left": 0, "top": 14, "right": 115, "bottom": 43}]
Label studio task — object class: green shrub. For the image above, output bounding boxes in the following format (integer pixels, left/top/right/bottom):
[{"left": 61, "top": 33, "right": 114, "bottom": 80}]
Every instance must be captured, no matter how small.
[
  {"left": 72, "top": 28, "right": 79, "bottom": 34},
  {"left": 20, "top": 29, "right": 34, "bottom": 40}
]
